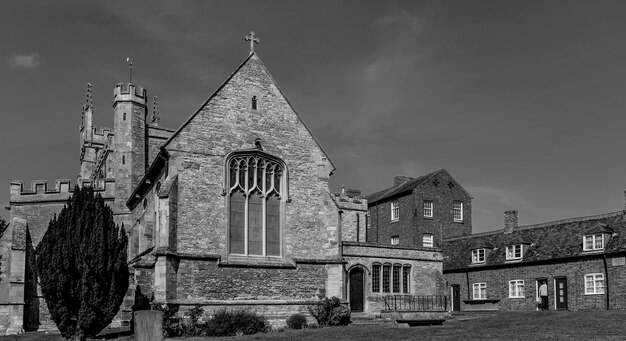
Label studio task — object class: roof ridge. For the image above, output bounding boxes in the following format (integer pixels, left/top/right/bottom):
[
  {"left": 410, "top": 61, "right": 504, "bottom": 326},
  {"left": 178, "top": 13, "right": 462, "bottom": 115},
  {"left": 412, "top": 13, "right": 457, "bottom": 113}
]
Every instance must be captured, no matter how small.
[
  {"left": 162, "top": 53, "right": 255, "bottom": 149},
  {"left": 445, "top": 211, "right": 625, "bottom": 241},
  {"left": 514, "top": 211, "right": 624, "bottom": 231}
]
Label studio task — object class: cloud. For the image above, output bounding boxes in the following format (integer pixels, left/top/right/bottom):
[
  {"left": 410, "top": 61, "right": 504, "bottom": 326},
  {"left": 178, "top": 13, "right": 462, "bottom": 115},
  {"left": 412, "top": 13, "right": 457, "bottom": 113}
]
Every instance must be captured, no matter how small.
[{"left": 7, "top": 53, "right": 43, "bottom": 69}]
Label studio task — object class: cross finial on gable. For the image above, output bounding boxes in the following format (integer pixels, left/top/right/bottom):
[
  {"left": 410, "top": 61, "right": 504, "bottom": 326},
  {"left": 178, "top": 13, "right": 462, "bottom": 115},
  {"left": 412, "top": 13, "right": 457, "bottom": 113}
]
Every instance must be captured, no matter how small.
[{"left": 244, "top": 31, "right": 260, "bottom": 55}]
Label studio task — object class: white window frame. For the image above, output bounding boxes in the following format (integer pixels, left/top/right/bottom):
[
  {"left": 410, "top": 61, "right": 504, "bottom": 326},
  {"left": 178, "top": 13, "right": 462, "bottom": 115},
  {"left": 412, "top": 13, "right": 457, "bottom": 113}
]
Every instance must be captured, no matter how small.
[
  {"left": 453, "top": 201, "right": 463, "bottom": 222},
  {"left": 584, "top": 273, "right": 605, "bottom": 295},
  {"left": 391, "top": 200, "right": 400, "bottom": 221},
  {"left": 472, "top": 282, "right": 487, "bottom": 300},
  {"left": 423, "top": 200, "right": 433, "bottom": 218},
  {"left": 506, "top": 244, "right": 523, "bottom": 260},
  {"left": 422, "top": 234, "right": 434, "bottom": 248},
  {"left": 509, "top": 280, "right": 525, "bottom": 298},
  {"left": 391, "top": 235, "right": 399, "bottom": 245},
  {"left": 583, "top": 234, "right": 604, "bottom": 251},
  {"left": 471, "top": 249, "right": 485, "bottom": 264}
]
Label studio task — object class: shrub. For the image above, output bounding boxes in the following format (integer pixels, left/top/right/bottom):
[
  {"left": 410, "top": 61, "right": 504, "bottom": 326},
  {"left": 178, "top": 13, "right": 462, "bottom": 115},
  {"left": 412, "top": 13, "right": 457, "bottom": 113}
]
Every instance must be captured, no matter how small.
[
  {"left": 205, "top": 309, "right": 270, "bottom": 337},
  {"left": 308, "top": 297, "right": 351, "bottom": 327},
  {"left": 286, "top": 313, "right": 308, "bottom": 329},
  {"left": 151, "top": 303, "right": 184, "bottom": 338},
  {"left": 182, "top": 305, "right": 206, "bottom": 336}
]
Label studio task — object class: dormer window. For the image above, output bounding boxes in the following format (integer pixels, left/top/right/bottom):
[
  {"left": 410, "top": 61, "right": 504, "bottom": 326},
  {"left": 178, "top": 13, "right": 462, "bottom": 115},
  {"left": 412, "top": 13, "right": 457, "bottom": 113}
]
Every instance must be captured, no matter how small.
[
  {"left": 471, "top": 249, "right": 486, "bottom": 264},
  {"left": 583, "top": 234, "right": 604, "bottom": 251},
  {"left": 506, "top": 244, "right": 524, "bottom": 260}
]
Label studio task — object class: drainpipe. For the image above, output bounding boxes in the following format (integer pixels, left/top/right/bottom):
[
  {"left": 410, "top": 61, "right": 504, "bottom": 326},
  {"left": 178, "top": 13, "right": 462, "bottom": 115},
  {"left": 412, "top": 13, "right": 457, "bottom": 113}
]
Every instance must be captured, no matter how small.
[
  {"left": 602, "top": 254, "right": 610, "bottom": 310},
  {"left": 376, "top": 204, "right": 379, "bottom": 243},
  {"left": 465, "top": 268, "right": 471, "bottom": 300}
]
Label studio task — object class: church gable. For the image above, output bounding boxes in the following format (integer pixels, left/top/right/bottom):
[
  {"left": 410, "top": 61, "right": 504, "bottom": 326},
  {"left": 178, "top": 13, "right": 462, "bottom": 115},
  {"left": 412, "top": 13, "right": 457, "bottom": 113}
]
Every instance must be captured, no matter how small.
[
  {"left": 160, "top": 53, "right": 338, "bottom": 260},
  {"left": 164, "top": 53, "right": 333, "bottom": 172}
]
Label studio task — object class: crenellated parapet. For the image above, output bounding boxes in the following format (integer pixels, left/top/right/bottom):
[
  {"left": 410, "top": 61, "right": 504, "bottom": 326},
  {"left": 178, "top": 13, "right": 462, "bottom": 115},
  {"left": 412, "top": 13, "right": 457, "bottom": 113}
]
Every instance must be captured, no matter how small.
[
  {"left": 332, "top": 188, "right": 367, "bottom": 211},
  {"left": 114, "top": 83, "right": 147, "bottom": 106},
  {"left": 10, "top": 178, "right": 115, "bottom": 203}
]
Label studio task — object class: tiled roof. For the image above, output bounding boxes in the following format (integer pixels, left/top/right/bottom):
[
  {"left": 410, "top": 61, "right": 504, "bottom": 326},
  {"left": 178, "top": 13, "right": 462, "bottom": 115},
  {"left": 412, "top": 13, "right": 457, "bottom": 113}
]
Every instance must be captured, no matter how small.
[
  {"left": 443, "top": 211, "right": 626, "bottom": 271},
  {"left": 367, "top": 170, "right": 441, "bottom": 204}
]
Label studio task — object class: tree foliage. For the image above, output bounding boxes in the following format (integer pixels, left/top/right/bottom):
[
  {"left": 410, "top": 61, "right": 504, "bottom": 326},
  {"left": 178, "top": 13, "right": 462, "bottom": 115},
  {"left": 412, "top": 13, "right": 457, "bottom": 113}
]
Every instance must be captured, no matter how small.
[
  {"left": 36, "top": 186, "right": 129, "bottom": 340},
  {"left": 0, "top": 217, "right": 7, "bottom": 240}
]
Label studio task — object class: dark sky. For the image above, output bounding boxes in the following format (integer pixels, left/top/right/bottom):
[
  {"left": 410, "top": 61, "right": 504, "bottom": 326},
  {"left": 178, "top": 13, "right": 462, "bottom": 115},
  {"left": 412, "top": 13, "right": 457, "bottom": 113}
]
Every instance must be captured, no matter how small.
[{"left": 2, "top": 0, "right": 626, "bottom": 232}]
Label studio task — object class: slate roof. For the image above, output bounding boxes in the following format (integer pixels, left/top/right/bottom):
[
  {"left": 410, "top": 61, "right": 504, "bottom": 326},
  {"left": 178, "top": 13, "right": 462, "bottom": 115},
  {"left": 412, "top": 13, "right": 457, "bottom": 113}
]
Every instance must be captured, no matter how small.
[
  {"left": 443, "top": 211, "right": 626, "bottom": 271},
  {"left": 367, "top": 169, "right": 441, "bottom": 204}
]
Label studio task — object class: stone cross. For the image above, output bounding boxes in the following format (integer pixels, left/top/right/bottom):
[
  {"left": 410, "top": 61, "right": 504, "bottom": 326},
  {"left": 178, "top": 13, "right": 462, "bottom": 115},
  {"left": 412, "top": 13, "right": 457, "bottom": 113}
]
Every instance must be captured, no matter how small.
[{"left": 244, "top": 31, "right": 260, "bottom": 54}]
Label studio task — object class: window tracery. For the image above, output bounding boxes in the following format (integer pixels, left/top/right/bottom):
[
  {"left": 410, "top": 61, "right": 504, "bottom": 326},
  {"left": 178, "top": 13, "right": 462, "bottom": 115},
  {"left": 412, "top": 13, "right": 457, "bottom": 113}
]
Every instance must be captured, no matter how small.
[{"left": 227, "top": 152, "right": 284, "bottom": 256}]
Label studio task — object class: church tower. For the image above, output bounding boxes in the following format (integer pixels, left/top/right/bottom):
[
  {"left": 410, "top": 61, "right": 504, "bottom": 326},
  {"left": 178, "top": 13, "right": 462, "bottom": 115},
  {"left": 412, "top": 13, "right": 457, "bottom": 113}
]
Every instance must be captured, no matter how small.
[{"left": 113, "top": 83, "right": 148, "bottom": 220}]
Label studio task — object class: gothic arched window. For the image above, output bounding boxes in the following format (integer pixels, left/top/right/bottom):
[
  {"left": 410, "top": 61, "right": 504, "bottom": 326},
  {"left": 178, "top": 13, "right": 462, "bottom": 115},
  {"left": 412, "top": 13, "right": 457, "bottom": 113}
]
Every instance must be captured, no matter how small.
[
  {"left": 227, "top": 152, "right": 285, "bottom": 256},
  {"left": 251, "top": 96, "right": 258, "bottom": 110}
]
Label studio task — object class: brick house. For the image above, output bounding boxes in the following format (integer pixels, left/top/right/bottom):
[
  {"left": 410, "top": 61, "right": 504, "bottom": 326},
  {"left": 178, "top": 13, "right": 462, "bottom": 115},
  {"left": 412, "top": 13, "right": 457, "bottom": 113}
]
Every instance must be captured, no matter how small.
[
  {"left": 366, "top": 169, "right": 473, "bottom": 248},
  {"left": 1, "top": 48, "right": 449, "bottom": 333},
  {"left": 443, "top": 209, "right": 626, "bottom": 311}
]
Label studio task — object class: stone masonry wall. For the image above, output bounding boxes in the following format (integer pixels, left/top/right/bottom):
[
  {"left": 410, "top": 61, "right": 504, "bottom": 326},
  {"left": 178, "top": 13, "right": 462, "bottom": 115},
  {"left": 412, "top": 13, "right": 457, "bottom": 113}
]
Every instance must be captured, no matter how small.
[
  {"left": 175, "top": 260, "right": 327, "bottom": 301},
  {"left": 342, "top": 243, "right": 445, "bottom": 314},
  {"left": 444, "top": 256, "right": 626, "bottom": 311}
]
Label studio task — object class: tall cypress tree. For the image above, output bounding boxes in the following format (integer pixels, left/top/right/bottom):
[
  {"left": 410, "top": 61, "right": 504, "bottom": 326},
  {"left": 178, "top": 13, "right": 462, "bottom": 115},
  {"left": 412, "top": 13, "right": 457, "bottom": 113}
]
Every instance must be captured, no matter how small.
[{"left": 36, "top": 186, "right": 129, "bottom": 341}]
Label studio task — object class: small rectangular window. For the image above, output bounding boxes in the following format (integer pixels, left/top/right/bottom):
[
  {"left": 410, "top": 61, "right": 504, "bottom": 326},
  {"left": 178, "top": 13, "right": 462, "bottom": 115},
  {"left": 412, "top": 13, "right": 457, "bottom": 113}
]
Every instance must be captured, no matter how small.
[
  {"left": 402, "top": 266, "right": 411, "bottom": 293},
  {"left": 509, "top": 280, "right": 525, "bottom": 298},
  {"left": 473, "top": 282, "right": 487, "bottom": 300},
  {"left": 583, "top": 234, "right": 604, "bottom": 251},
  {"left": 506, "top": 244, "right": 523, "bottom": 260},
  {"left": 391, "top": 201, "right": 399, "bottom": 221},
  {"left": 471, "top": 249, "right": 485, "bottom": 264},
  {"left": 584, "top": 273, "right": 605, "bottom": 294},
  {"left": 391, "top": 235, "right": 400, "bottom": 245},
  {"left": 422, "top": 234, "right": 434, "bottom": 248},
  {"left": 392, "top": 265, "right": 401, "bottom": 293},
  {"left": 453, "top": 201, "right": 463, "bottom": 222},
  {"left": 366, "top": 212, "right": 371, "bottom": 229},
  {"left": 372, "top": 264, "right": 381, "bottom": 293},
  {"left": 423, "top": 200, "right": 433, "bottom": 218},
  {"left": 382, "top": 264, "right": 391, "bottom": 293}
]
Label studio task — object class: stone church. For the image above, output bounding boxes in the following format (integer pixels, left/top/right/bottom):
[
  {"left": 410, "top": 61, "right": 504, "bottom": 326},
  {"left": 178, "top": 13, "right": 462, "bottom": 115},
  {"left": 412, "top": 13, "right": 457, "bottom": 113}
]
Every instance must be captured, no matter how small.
[{"left": 1, "top": 39, "right": 447, "bottom": 334}]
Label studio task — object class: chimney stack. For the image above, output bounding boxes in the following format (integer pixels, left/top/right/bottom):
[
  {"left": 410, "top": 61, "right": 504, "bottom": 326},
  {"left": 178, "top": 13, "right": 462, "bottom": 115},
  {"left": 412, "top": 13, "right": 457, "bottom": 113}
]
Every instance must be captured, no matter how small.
[
  {"left": 504, "top": 210, "right": 518, "bottom": 234},
  {"left": 394, "top": 176, "right": 414, "bottom": 187}
]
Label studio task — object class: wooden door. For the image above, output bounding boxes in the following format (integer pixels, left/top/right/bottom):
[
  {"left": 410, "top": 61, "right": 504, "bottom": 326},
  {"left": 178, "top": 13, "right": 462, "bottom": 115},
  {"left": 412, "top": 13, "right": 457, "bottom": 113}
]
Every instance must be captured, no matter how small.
[
  {"left": 349, "top": 268, "right": 364, "bottom": 312},
  {"left": 452, "top": 285, "right": 461, "bottom": 311},
  {"left": 555, "top": 278, "right": 568, "bottom": 310}
]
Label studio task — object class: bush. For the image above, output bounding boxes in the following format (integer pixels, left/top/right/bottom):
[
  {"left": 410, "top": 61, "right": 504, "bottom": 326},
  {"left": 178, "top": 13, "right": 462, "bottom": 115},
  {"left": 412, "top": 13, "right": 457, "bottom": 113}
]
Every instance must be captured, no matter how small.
[
  {"left": 151, "top": 303, "right": 207, "bottom": 337},
  {"left": 151, "top": 303, "right": 184, "bottom": 338},
  {"left": 286, "top": 313, "right": 308, "bottom": 329},
  {"left": 308, "top": 297, "right": 351, "bottom": 327},
  {"left": 205, "top": 309, "right": 270, "bottom": 337}
]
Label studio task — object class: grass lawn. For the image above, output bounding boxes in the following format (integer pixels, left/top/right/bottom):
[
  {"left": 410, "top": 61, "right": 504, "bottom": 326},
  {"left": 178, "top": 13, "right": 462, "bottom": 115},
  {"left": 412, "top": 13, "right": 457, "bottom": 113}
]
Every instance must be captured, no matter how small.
[{"left": 2, "top": 310, "right": 626, "bottom": 340}]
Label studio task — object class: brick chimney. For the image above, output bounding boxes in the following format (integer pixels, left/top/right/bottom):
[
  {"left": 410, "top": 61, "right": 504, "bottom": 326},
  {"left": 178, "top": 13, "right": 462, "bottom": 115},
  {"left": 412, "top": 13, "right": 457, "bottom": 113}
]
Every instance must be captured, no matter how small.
[
  {"left": 394, "top": 176, "right": 414, "bottom": 187},
  {"left": 504, "top": 210, "right": 518, "bottom": 234}
]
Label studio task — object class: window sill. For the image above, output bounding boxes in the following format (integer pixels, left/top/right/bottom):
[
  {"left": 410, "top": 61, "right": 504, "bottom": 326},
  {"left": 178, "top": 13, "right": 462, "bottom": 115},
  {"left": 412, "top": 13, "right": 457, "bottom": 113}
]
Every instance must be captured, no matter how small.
[
  {"left": 390, "top": 219, "right": 399, "bottom": 223},
  {"left": 221, "top": 256, "right": 294, "bottom": 269},
  {"left": 463, "top": 299, "right": 500, "bottom": 304},
  {"left": 423, "top": 216, "right": 434, "bottom": 220},
  {"left": 470, "top": 262, "right": 486, "bottom": 266},
  {"left": 508, "top": 296, "right": 525, "bottom": 299},
  {"left": 505, "top": 258, "right": 523, "bottom": 262},
  {"left": 454, "top": 220, "right": 464, "bottom": 224},
  {"left": 583, "top": 292, "right": 605, "bottom": 296},
  {"left": 582, "top": 249, "right": 605, "bottom": 253}
]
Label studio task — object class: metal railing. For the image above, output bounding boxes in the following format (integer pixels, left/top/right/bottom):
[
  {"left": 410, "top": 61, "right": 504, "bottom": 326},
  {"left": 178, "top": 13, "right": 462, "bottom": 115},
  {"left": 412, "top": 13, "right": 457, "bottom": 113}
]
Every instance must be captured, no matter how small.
[{"left": 382, "top": 295, "right": 448, "bottom": 312}]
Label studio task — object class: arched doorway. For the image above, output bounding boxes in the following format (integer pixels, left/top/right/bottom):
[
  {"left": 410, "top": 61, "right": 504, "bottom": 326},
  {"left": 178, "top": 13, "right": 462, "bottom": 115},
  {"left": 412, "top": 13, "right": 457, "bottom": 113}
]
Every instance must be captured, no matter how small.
[{"left": 349, "top": 267, "right": 364, "bottom": 312}]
